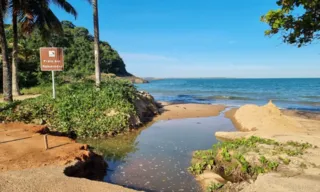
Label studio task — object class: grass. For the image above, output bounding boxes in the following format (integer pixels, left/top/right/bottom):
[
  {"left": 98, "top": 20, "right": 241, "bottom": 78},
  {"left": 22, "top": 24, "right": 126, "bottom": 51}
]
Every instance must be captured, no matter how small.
[
  {"left": 21, "top": 85, "right": 52, "bottom": 95},
  {"left": 189, "top": 136, "right": 313, "bottom": 186}
]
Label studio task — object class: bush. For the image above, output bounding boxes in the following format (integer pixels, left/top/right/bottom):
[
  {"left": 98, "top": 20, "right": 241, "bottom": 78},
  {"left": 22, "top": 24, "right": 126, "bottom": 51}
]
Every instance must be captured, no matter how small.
[{"left": 0, "top": 79, "right": 138, "bottom": 138}]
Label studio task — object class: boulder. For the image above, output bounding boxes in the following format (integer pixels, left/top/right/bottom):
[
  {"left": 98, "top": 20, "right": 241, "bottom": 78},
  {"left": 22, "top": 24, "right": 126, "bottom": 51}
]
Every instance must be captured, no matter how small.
[{"left": 133, "top": 91, "right": 160, "bottom": 123}]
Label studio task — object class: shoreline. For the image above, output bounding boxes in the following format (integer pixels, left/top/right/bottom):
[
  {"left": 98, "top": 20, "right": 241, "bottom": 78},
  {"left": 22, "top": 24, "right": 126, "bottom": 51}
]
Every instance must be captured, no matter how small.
[
  {"left": 209, "top": 101, "right": 320, "bottom": 192},
  {"left": 0, "top": 102, "right": 227, "bottom": 192},
  {"left": 155, "top": 102, "right": 226, "bottom": 121},
  {"left": 1, "top": 102, "right": 320, "bottom": 192}
]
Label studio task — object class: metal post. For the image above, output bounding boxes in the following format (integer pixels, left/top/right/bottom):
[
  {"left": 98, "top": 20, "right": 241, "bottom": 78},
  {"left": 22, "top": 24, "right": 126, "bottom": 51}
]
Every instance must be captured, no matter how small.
[{"left": 52, "top": 71, "right": 56, "bottom": 99}]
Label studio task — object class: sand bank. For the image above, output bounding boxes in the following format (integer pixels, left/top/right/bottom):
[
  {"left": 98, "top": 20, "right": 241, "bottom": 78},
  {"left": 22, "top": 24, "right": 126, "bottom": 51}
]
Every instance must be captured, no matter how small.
[
  {"left": 0, "top": 123, "right": 137, "bottom": 192},
  {"left": 214, "top": 102, "right": 320, "bottom": 192},
  {"left": 156, "top": 102, "right": 226, "bottom": 120}
]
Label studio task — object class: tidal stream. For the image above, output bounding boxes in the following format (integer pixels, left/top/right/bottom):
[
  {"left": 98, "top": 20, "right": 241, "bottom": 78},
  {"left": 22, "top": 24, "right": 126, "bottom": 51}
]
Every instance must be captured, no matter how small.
[{"left": 83, "top": 112, "right": 236, "bottom": 192}]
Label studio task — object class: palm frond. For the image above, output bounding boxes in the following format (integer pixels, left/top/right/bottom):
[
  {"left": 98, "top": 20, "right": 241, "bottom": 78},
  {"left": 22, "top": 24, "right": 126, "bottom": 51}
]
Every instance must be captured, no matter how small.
[{"left": 50, "top": 0, "right": 77, "bottom": 19}]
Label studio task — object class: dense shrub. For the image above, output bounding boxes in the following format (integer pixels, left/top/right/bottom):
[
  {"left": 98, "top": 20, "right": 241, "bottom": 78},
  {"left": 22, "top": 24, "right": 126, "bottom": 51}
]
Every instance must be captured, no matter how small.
[{"left": 0, "top": 79, "right": 138, "bottom": 138}]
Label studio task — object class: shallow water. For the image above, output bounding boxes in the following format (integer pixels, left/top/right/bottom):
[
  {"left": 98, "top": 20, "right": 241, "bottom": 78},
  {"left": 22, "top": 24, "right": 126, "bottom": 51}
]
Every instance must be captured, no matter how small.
[{"left": 84, "top": 113, "right": 236, "bottom": 192}]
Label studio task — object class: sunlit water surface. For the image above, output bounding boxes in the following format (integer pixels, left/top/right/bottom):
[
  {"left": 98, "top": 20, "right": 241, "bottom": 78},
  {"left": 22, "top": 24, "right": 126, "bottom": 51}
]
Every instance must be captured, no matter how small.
[{"left": 83, "top": 113, "right": 235, "bottom": 192}]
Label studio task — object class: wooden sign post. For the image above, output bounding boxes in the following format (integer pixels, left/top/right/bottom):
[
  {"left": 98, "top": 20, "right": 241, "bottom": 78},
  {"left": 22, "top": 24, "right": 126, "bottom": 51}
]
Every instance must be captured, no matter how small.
[{"left": 40, "top": 48, "right": 64, "bottom": 99}]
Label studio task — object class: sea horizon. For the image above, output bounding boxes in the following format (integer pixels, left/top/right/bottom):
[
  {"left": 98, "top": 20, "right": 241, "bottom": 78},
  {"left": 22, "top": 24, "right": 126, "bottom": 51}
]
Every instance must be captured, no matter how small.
[
  {"left": 144, "top": 77, "right": 320, "bottom": 79},
  {"left": 137, "top": 78, "right": 320, "bottom": 112}
]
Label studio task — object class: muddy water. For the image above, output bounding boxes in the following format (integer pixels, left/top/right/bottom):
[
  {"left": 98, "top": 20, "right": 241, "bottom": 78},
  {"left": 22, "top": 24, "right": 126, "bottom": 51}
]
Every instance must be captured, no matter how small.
[{"left": 84, "top": 113, "right": 235, "bottom": 192}]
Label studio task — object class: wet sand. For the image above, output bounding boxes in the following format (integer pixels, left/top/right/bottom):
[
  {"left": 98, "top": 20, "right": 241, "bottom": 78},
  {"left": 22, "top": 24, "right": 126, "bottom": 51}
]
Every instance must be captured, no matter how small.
[{"left": 156, "top": 102, "right": 226, "bottom": 121}]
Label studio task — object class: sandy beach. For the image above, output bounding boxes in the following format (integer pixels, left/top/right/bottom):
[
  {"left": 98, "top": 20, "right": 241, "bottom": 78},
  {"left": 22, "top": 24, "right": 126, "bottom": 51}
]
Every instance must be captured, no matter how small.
[
  {"left": 1, "top": 101, "right": 320, "bottom": 192},
  {"left": 215, "top": 101, "right": 320, "bottom": 192},
  {"left": 156, "top": 102, "right": 226, "bottom": 120}
]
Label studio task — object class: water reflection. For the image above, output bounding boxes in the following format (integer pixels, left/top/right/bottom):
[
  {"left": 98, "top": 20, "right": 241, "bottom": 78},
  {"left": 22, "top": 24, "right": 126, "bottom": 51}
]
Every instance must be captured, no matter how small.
[
  {"left": 84, "top": 114, "right": 236, "bottom": 192},
  {"left": 83, "top": 131, "right": 141, "bottom": 162}
]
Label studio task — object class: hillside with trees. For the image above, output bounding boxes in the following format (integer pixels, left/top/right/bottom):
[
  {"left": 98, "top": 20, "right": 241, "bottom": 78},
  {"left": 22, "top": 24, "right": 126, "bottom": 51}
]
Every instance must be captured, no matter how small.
[{"left": 1, "top": 21, "right": 134, "bottom": 90}]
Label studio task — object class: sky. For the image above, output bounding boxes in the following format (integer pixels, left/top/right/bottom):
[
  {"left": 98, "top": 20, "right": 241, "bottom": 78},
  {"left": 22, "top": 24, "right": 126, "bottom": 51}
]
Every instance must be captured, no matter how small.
[{"left": 51, "top": 0, "right": 320, "bottom": 78}]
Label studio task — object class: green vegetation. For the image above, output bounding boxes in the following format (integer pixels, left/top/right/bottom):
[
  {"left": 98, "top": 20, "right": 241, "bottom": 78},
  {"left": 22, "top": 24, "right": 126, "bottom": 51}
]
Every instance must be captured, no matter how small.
[
  {"left": 261, "top": 0, "right": 320, "bottom": 47},
  {"left": 207, "top": 182, "right": 224, "bottom": 192},
  {"left": 189, "top": 136, "right": 313, "bottom": 184},
  {"left": 1, "top": 20, "right": 131, "bottom": 91},
  {"left": 0, "top": 79, "right": 140, "bottom": 138}
]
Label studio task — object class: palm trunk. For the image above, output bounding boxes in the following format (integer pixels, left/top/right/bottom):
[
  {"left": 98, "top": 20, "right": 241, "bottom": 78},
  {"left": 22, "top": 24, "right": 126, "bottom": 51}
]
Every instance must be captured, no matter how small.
[
  {"left": 0, "top": 4, "right": 13, "bottom": 102},
  {"left": 12, "top": 11, "right": 20, "bottom": 96},
  {"left": 93, "top": 0, "right": 101, "bottom": 87}
]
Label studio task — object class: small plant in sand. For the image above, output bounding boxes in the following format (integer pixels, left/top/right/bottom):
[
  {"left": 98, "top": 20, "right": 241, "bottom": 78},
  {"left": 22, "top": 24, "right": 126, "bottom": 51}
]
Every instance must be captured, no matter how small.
[
  {"left": 207, "top": 182, "right": 224, "bottom": 192},
  {"left": 189, "top": 136, "right": 313, "bottom": 187}
]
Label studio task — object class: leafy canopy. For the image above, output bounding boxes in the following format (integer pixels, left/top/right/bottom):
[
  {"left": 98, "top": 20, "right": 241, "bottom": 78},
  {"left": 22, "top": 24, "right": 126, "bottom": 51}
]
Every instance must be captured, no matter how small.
[
  {"left": 2, "top": 21, "right": 130, "bottom": 88},
  {"left": 261, "top": 0, "right": 320, "bottom": 47}
]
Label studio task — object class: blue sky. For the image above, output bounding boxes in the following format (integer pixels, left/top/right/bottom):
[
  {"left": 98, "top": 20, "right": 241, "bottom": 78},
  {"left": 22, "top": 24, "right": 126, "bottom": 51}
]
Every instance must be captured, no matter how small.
[{"left": 52, "top": 0, "right": 320, "bottom": 78}]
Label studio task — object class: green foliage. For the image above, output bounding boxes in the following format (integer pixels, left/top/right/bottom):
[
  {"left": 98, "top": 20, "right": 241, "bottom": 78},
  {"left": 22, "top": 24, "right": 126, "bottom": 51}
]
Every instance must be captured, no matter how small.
[
  {"left": 0, "top": 79, "right": 138, "bottom": 138},
  {"left": 189, "top": 136, "right": 312, "bottom": 182},
  {"left": 188, "top": 162, "right": 207, "bottom": 175},
  {"left": 1, "top": 21, "right": 131, "bottom": 90},
  {"left": 261, "top": 0, "right": 320, "bottom": 47},
  {"left": 259, "top": 156, "right": 268, "bottom": 165},
  {"left": 234, "top": 154, "right": 250, "bottom": 173},
  {"left": 221, "top": 147, "right": 232, "bottom": 162},
  {"left": 207, "top": 182, "right": 224, "bottom": 192},
  {"left": 278, "top": 156, "right": 291, "bottom": 165}
]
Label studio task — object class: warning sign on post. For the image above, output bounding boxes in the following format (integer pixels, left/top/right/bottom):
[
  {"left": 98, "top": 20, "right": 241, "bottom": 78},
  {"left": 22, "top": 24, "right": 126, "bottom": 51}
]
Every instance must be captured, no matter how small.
[{"left": 40, "top": 47, "right": 64, "bottom": 71}]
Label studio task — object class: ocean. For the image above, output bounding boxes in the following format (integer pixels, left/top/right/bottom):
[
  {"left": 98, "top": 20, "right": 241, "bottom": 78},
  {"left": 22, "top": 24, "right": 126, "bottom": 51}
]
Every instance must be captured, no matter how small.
[{"left": 136, "top": 78, "right": 320, "bottom": 112}]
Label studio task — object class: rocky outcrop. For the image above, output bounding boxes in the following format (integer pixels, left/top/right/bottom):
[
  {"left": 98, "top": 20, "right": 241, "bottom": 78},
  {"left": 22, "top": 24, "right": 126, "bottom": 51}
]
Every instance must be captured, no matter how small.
[
  {"left": 132, "top": 91, "right": 160, "bottom": 125},
  {"left": 121, "top": 76, "right": 149, "bottom": 84},
  {"left": 127, "top": 91, "right": 160, "bottom": 128}
]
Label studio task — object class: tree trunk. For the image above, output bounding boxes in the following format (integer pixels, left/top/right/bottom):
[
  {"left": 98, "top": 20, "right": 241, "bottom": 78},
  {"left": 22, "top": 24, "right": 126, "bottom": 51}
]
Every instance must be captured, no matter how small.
[
  {"left": 0, "top": 4, "right": 13, "bottom": 102},
  {"left": 93, "top": 0, "right": 101, "bottom": 87},
  {"left": 12, "top": 11, "right": 21, "bottom": 96}
]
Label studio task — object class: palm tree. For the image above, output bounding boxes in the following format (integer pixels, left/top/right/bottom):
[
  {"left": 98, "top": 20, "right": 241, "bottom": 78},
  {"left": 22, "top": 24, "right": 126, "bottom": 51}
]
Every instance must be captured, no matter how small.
[
  {"left": 10, "top": 0, "right": 78, "bottom": 95},
  {"left": 11, "top": 0, "right": 21, "bottom": 96},
  {"left": 0, "top": 0, "right": 13, "bottom": 102},
  {"left": 93, "top": 0, "right": 101, "bottom": 87}
]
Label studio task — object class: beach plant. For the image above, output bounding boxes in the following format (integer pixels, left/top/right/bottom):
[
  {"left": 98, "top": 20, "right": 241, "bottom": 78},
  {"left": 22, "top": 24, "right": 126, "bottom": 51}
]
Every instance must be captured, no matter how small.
[
  {"left": 278, "top": 157, "right": 291, "bottom": 165},
  {"left": 189, "top": 136, "right": 313, "bottom": 183},
  {"left": 207, "top": 182, "right": 224, "bottom": 192},
  {"left": 0, "top": 79, "right": 139, "bottom": 138}
]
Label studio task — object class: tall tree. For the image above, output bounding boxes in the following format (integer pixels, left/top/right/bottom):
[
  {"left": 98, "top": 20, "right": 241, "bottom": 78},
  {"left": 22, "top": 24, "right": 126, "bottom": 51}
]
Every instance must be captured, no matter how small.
[
  {"left": 93, "top": 0, "right": 101, "bottom": 87},
  {"left": 261, "top": 0, "right": 320, "bottom": 47},
  {"left": 11, "top": 0, "right": 21, "bottom": 96},
  {"left": 10, "top": 0, "right": 78, "bottom": 96},
  {"left": 0, "top": 0, "right": 13, "bottom": 102}
]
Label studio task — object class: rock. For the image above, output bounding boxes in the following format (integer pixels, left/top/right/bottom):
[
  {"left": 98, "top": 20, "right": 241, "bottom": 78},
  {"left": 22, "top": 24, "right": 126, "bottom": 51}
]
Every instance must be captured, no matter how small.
[
  {"left": 133, "top": 91, "right": 160, "bottom": 123},
  {"left": 132, "top": 78, "right": 149, "bottom": 84},
  {"left": 127, "top": 91, "right": 160, "bottom": 128}
]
